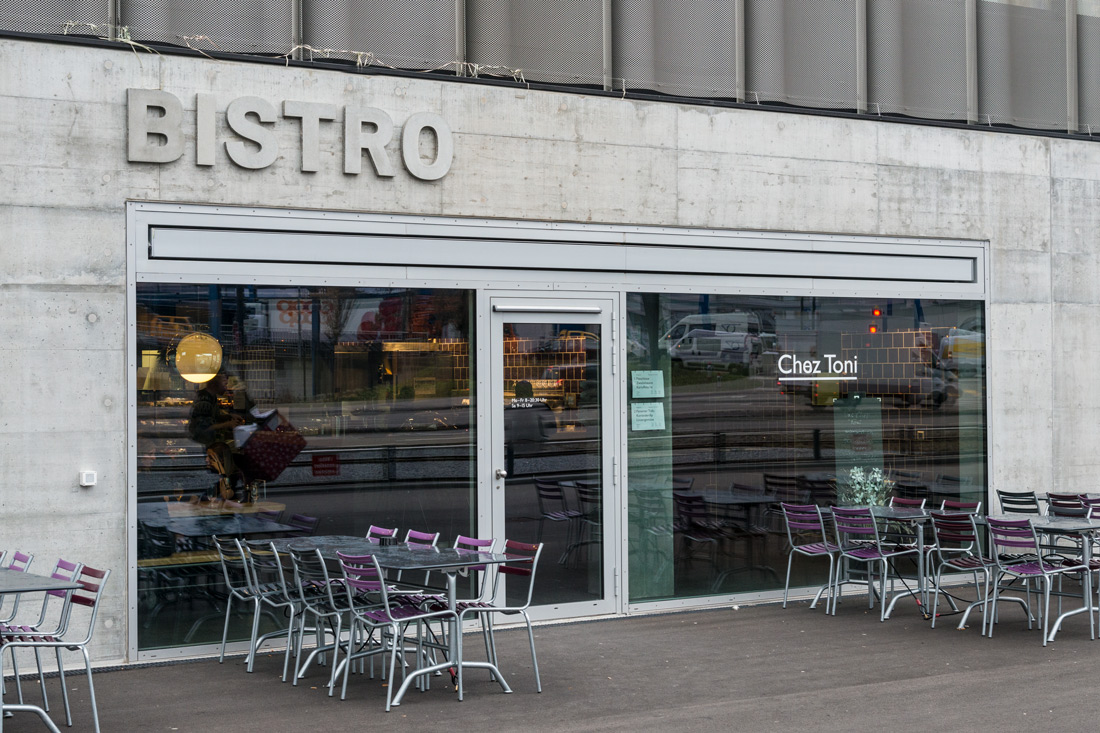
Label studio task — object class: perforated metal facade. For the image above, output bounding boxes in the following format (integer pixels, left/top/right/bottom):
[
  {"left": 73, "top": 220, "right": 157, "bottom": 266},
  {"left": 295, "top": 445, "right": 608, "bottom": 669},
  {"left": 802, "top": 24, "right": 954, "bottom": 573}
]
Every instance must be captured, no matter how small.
[{"left": 4, "top": 0, "right": 1100, "bottom": 135}]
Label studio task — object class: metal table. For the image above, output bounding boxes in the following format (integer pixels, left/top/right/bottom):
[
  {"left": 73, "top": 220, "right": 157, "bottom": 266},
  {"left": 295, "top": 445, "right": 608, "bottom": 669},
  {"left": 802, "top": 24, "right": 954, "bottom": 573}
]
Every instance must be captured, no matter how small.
[
  {"left": 271, "top": 536, "right": 516, "bottom": 705},
  {"left": 0, "top": 569, "right": 82, "bottom": 733}
]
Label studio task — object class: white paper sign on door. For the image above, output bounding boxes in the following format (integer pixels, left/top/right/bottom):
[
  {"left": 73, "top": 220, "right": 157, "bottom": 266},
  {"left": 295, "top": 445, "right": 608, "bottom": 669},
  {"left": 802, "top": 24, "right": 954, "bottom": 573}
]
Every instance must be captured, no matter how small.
[{"left": 630, "top": 401, "right": 665, "bottom": 431}]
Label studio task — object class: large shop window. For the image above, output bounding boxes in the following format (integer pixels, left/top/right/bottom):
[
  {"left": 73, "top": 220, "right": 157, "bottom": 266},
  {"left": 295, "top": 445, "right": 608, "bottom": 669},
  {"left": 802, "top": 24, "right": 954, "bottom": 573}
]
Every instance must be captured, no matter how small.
[
  {"left": 626, "top": 294, "right": 986, "bottom": 603},
  {"left": 135, "top": 284, "right": 475, "bottom": 651}
]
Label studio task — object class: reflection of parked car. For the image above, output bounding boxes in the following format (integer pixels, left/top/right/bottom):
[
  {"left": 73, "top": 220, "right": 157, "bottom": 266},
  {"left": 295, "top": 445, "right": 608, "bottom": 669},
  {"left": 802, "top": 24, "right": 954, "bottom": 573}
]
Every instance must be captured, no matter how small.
[{"left": 939, "top": 317, "right": 984, "bottom": 375}]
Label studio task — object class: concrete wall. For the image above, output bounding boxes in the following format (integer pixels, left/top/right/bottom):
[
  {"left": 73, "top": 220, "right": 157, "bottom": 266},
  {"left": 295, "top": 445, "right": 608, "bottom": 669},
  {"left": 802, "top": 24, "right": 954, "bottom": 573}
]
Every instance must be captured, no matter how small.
[{"left": 1, "top": 36, "right": 1095, "bottom": 664}]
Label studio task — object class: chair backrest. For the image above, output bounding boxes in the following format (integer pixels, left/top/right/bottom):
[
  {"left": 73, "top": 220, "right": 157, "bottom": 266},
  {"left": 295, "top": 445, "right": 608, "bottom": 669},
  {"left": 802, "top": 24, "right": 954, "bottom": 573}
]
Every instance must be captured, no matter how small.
[
  {"left": 1081, "top": 496, "right": 1100, "bottom": 518},
  {"left": 1047, "top": 493, "right": 1085, "bottom": 517},
  {"left": 996, "top": 490, "right": 1040, "bottom": 515},
  {"left": 831, "top": 507, "right": 882, "bottom": 548},
  {"left": 671, "top": 476, "right": 694, "bottom": 490},
  {"left": 366, "top": 525, "right": 399, "bottom": 543},
  {"left": 763, "top": 474, "right": 808, "bottom": 503},
  {"left": 797, "top": 476, "right": 837, "bottom": 506},
  {"left": 335, "top": 552, "right": 390, "bottom": 615},
  {"left": 251, "top": 541, "right": 296, "bottom": 605},
  {"left": 241, "top": 540, "right": 280, "bottom": 595},
  {"left": 780, "top": 503, "right": 829, "bottom": 548},
  {"left": 986, "top": 517, "right": 1055, "bottom": 570},
  {"left": 28, "top": 558, "right": 83, "bottom": 630},
  {"left": 211, "top": 535, "right": 251, "bottom": 594},
  {"left": 454, "top": 535, "right": 497, "bottom": 598},
  {"left": 7, "top": 551, "right": 33, "bottom": 572},
  {"left": 575, "top": 484, "right": 602, "bottom": 520},
  {"left": 287, "top": 514, "right": 319, "bottom": 537},
  {"left": 534, "top": 478, "right": 571, "bottom": 514},
  {"left": 288, "top": 546, "right": 342, "bottom": 615},
  {"left": 60, "top": 565, "right": 110, "bottom": 644},
  {"left": 0, "top": 551, "right": 35, "bottom": 623},
  {"left": 940, "top": 499, "right": 982, "bottom": 514},
  {"left": 894, "top": 482, "right": 930, "bottom": 503},
  {"left": 673, "top": 492, "right": 713, "bottom": 527},
  {"left": 929, "top": 511, "right": 980, "bottom": 561},
  {"left": 257, "top": 509, "right": 283, "bottom": 523},
  {"left": 889, "top": 497, "right": 927, "bottom": 510},
  {"left": 493, "top": 539, "right": 543, "bottom": 609},
  {"left": 404, "top": 529, "right": 440, "bottom": 547}
]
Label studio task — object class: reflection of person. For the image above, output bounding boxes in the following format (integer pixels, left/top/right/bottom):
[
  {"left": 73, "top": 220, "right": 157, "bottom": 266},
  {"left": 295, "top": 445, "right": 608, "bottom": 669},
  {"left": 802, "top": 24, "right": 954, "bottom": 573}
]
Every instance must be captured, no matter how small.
[
  {"left": 187, "top": 370, "right": 249, "bottom": 499},
  {"left": 504, "top": 380, "right": 555, "bottom": 474}
]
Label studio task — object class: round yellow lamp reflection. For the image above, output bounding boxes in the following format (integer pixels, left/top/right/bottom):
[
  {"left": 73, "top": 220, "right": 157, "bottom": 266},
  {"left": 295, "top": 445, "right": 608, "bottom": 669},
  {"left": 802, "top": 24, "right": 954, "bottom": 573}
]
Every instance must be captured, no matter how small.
[{"left": 175, "top": 333, "right": 223, "bottom": 383}]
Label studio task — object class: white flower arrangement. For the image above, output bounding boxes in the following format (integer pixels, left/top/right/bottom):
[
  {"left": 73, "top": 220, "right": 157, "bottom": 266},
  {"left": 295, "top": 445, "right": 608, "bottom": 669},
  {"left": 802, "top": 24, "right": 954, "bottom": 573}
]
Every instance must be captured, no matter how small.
[{"left": 837, "top": 466, "right": 894, "bottom": 506}]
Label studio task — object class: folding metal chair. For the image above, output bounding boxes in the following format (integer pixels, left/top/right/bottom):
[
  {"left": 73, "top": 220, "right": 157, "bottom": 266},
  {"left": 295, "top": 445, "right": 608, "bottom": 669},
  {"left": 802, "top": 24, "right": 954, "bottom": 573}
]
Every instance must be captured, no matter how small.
[
  {"left": 831, "top": 507, "right": 921, "bottom": 620},
  {"left": 779, "top": 503, "right": 838, "bottom": 612}
]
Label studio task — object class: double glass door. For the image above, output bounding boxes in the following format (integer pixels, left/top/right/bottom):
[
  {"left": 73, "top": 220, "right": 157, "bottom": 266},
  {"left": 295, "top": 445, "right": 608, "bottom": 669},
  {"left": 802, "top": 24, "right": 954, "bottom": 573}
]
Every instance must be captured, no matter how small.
[{"left": 487, "top": 296, "right": 617, "bottom": 617}]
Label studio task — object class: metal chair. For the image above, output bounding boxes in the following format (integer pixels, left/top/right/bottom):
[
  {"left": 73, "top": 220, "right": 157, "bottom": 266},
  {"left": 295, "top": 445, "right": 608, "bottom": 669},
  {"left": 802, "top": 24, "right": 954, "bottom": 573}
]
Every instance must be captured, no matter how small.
[
  {"left": 336, "top": 551, "right": 457, "bottom": 710},
  {"left": 533, "top": 478, "right": 582, "bottom": 547},
  {"left": 0, "top": 558, "right": 82, "bottom": 712},
  {"left": 986, "top": 517, "right": 1091, "bottom": 645},
  {"left": 1047, "top": 493, "right": 1087, "bottom": 517},
  {"left": 0, "top": 552, "right": 34, "bottom": 625},
  {"left": 996, "top": 490, "right": 1041, "bottom": 515},
  {"left": 211, "top": 536, "right": 282, "bottom": 669},
  {"left": 366, "top": 525, "right": 399, "bottom": 543},
  {"left": 927, "top": 512, "right": 996, "bottom": 632},
  {"left": 286, "top": 514, "right": 320, "bottom": 537},
  {"left": 454, "top": 539, "right": 545, "bottom": 699},
  {"left": 779, "top": 503, "right": 838, "bottom": 612},
  {"left": 287, "top": 546, "right": 351, "bottom": 694},
  {"left": 831, "top": 507, "right": 921, "bottom": 620},
  {"left": 241, "top": 540, "right": 302, "bottom": 676},
  {"left": 1, "top": 566, "right": 111, "bottom": 733},
  {"left": 940, "top": 499, "right": 982, "bottom": 514}
]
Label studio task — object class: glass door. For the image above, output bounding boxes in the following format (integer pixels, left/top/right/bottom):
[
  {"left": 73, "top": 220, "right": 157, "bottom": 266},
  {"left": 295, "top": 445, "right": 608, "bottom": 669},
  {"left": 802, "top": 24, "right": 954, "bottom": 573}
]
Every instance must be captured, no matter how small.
[{"left": 488, "top": 296, "right": 617, "bottom": 617}]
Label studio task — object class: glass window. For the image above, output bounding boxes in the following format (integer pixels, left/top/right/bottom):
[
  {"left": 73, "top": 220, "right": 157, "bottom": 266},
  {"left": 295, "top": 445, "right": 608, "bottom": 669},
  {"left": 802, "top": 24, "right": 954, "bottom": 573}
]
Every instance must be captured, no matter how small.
[
  {"left": 626, "top": 294, "right": 986, "bottom": 603},
  {"left": 135, "top": 284, "right": 475, "bottom": 651}
]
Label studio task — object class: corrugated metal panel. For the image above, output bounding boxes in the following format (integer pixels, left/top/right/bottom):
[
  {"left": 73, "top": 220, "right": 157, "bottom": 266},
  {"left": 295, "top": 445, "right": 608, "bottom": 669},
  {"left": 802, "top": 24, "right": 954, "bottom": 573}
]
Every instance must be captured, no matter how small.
[
  {"left": 301, "top": 0, "right": 456, "bottom": 70},
  {"left": 120, "top": 0, "right": 294, "bottom": 54},
  {"left": 612, "top": 0, "right": 740, "bottom": 99},
  {"left": 977, "top": 0, "right": 1067, "bottom": 130},
  {"left": 745, "top": 0, "right": 859, "bottom": 110},
  {"left": 1079, "top": 12, "right": 1100, "bottom": 133},
  {"left": 0, "top": 0, "right": 108, "bottom": 35},
  {"left": 867, "top": 0, "right": 968, "bottom": 121},
  {"left": 466, "top": 0, "right": 605, "bottom": 85}
]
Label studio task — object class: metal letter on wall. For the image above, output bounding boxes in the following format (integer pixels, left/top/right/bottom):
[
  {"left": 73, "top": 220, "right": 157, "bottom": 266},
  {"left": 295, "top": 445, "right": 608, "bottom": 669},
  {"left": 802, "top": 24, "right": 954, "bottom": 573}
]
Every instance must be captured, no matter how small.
[
  {"left": 284, "top": 101, "right": 339, "bottom": 173},
  {"left": 343, "top": 107, "right": 396, "bottom": 177},
  {"left": 225, "top": 96, "right": 280, "bottom": 169},
  {"left": 401, "top": 112, "right": 454, "bottom": 181},
  {"left": 127, "top": 89, "right": 184, "bottom": 164}
]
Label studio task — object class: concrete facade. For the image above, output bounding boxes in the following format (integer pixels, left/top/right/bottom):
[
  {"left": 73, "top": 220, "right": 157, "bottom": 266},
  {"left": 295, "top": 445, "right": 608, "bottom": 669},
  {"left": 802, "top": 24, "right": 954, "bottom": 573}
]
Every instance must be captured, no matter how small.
[{"left": 1, "top": 36, "right": 1096, "bottom": 665}]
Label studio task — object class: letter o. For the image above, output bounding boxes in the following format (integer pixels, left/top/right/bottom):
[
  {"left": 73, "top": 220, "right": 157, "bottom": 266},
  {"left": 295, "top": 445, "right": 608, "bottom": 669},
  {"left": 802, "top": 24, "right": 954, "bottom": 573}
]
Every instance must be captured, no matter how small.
[{"left": 401, "top": 113, "right": 453, "bottom": 181}]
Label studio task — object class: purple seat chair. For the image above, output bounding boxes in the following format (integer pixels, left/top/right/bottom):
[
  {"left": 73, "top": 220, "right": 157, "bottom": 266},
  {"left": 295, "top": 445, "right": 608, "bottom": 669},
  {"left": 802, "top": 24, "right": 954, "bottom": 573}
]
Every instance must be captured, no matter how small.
[
  {"left": 831, "top": 507, "right": 921, "bottom": 620},
  {"left": 779, "top": 503, "right": 838, "bottom": 613}
]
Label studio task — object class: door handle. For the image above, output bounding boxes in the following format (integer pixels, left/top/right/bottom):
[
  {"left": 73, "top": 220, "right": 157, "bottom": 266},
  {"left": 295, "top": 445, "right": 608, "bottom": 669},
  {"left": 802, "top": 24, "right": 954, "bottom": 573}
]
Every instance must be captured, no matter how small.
[{"left": 495, "top": 468, "right": 508, "bottom": 479}]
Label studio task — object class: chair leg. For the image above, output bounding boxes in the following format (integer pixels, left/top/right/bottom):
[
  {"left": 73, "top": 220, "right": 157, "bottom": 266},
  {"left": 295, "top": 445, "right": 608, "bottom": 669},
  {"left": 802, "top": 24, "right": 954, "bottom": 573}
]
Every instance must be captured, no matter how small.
[
  {"left": 56, "top": 647, "right": 71, "bottom": 727},
  {"left": 32, "top": 647, "right": 49, "bottom": 712},
  {"left": 522, "top": 611, "right": 541, "bottom": 693},
  {"left": 219, "top": 594, "right": 235, "bottom": 663},
  {"left": 81, "top": 646, "right": 101, "bottom": 733}
]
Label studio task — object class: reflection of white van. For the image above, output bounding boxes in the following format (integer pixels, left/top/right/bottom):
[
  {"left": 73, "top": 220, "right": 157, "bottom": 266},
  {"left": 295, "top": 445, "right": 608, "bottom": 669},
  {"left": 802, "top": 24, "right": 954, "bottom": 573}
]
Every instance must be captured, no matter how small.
[
  {"left": 659, "top": 312, "right": 762, "bottom": 352},
  {"left": 671, "top": 329, "right": 759, "bottom": 370}
]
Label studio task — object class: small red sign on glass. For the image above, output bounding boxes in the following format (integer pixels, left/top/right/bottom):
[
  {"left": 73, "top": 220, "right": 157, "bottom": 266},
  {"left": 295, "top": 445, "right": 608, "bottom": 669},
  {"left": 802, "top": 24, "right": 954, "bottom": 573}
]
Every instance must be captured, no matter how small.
[{"left": 311, "top": 453, "right": 341, "bottom": 476}]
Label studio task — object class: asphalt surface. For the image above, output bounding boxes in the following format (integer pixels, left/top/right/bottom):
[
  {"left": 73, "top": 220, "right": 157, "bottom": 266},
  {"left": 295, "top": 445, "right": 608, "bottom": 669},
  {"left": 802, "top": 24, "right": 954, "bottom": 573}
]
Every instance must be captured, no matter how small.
[{"left": 5, "top": 594, "right": 1100, "bottom": 732}]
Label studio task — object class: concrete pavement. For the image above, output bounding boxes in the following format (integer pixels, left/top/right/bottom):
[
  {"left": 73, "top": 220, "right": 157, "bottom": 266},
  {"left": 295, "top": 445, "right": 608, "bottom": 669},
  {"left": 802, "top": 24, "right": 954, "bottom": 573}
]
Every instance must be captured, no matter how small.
[{"left": 5, "top": 596, "right": 1098, "bottom": 731}]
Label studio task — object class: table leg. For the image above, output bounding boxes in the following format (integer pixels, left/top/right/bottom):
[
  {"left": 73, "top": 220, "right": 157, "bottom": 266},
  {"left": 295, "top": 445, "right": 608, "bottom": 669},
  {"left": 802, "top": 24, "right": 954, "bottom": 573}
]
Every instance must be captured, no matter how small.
[
  {"left": 1046, "top": 531, "right": 1095, "bottom": 643},
  {"left": 390, "top": 570, "right": 511, "bottom": 708}
]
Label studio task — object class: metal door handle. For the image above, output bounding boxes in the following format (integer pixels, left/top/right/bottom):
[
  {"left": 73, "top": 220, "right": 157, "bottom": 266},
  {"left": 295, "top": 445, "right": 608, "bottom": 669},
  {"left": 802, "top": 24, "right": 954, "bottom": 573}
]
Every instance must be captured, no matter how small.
[{"left": 495, "top": 468, "right": 508, "bottom": 479}]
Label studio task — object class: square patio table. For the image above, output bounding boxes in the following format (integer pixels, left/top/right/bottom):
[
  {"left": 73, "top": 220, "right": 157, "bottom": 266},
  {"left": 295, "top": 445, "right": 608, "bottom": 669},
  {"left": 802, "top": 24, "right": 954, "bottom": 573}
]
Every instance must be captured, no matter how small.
[
  {"left": 982, "top": 514, "right": 1100, "bottom": 643},
  {"left": 0, "top": 569, "right": 82, "bottom": 733},
  {"left": 270, "top": 535, "right": 516, "bottom": 705}
]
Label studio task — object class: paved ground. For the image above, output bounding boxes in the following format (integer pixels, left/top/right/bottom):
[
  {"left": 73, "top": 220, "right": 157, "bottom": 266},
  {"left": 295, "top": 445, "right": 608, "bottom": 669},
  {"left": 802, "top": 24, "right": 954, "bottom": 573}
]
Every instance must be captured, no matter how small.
[{"left": 5, "top": 594, "right": 1100, "bottom": 732}]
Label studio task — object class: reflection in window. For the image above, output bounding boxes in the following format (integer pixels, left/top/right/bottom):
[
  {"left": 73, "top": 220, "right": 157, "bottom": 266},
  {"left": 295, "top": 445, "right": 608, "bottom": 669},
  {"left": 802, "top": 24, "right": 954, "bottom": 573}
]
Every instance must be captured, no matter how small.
[
  {"left": 135, "top": 285, "right": 475, "bottom": 650},
  {"left": 626, "top": 294, "right": 986, "bottom": 603}
]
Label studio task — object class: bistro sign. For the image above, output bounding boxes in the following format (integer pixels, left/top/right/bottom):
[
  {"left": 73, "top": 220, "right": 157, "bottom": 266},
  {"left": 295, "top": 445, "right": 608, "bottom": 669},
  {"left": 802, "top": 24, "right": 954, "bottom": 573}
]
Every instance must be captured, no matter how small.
[{"left": 126, "top": 88, "right": 453, "bottom": 180}]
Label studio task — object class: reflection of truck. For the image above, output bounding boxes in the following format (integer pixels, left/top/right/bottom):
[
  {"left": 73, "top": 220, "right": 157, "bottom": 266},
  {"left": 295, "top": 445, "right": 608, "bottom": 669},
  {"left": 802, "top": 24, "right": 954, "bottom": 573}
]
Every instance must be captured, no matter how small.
[
  {"left": 659, "top": 312, "right": 762, "bottom": 353},
  {"left": 671, "top": 329, "right": 759, "bottom": 370}
]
